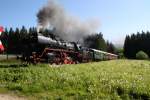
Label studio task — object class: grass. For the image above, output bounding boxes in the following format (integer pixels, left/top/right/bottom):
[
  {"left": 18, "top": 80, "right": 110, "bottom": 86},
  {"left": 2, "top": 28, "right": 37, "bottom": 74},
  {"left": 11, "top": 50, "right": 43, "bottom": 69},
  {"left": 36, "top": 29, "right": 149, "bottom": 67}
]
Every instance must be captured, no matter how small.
[{"left": 0, "top": 60, "right": 150, "bottom": 100}]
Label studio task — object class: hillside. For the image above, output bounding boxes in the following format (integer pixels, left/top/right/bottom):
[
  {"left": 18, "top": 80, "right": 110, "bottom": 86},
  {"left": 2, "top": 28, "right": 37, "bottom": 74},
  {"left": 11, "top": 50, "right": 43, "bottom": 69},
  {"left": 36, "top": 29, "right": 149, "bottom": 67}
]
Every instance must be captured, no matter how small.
[{"left": 0, "top": 60, "right": 150, "bottom": 100}]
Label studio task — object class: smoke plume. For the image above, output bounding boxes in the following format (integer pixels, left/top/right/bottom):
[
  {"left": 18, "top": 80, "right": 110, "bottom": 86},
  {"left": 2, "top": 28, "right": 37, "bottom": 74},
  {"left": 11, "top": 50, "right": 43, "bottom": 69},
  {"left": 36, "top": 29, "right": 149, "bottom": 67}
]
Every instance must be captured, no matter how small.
[{"left": 37, "top": 0, "right": 100, "bottom": 42}]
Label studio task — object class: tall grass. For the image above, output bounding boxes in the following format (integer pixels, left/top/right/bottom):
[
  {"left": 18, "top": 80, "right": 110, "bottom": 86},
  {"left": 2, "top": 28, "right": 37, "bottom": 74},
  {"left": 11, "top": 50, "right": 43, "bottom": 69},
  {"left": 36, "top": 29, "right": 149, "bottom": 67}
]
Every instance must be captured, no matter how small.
[{"left": 0, "top": 60, "right": 150, "bottom": 99}]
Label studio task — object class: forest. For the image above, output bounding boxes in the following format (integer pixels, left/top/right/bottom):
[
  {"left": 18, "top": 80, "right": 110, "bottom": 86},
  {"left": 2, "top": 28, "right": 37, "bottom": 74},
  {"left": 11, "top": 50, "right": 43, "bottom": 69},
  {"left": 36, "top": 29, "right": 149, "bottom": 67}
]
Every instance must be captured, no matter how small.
[{"left": 124, "top": 31, "right": 150, "bottom": 59}]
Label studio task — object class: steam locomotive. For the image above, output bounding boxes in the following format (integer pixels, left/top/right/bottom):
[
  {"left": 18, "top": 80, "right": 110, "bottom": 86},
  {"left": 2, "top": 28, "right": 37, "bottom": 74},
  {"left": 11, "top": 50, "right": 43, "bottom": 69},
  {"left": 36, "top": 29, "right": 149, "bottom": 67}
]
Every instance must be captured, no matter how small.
[{"left": 21, "top": 33, "right": 118, "bottom": 64}]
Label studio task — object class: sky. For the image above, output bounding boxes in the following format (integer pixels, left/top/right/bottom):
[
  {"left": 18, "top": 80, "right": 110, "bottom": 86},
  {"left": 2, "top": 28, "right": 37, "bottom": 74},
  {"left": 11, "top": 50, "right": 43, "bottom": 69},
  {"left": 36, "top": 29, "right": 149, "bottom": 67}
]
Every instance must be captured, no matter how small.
[{"left": 0, "top": 0, "right": 150, "bottom": 46}]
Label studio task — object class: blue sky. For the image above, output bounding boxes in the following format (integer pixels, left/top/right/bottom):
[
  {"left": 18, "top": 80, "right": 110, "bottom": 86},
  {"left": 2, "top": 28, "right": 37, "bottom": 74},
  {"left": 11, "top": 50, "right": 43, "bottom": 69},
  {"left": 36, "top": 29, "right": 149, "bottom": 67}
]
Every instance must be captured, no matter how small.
[{"left": 0, "top": 0, "right": 150, "bottom": 45}]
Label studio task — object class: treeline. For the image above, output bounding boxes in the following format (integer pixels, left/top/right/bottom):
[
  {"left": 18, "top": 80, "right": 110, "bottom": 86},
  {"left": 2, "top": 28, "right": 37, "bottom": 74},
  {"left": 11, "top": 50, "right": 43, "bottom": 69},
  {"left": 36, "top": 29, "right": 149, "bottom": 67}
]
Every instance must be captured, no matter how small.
[
  {"left": 0, "top": 26, "right": 37, "bottom": 54},
  {"left": 0, "top": 26, "right": 54, "bottom": 54},
  {"left": 0, "top": 26, "right": 116, "bottom": 54},
  {"left": 84, "top": 33, "right": 116, "bottom": 53},
  {"left": 124, "top": 31, "right": 150, "bottom": 59}
]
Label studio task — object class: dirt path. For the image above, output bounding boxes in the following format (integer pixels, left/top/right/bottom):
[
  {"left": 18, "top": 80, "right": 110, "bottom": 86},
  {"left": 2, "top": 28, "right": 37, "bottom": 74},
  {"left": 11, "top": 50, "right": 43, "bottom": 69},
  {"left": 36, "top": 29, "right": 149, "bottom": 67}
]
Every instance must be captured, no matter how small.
[{"left": 0, "top": 94, "right": 26, "bottom": 100}]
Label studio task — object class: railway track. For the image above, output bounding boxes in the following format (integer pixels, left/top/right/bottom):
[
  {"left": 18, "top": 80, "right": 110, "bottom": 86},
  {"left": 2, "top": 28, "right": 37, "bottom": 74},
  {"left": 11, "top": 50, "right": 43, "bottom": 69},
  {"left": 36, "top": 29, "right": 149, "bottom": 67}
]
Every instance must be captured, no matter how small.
[{"left": 0, "top": 54, "right": 17, "bottom": 61}]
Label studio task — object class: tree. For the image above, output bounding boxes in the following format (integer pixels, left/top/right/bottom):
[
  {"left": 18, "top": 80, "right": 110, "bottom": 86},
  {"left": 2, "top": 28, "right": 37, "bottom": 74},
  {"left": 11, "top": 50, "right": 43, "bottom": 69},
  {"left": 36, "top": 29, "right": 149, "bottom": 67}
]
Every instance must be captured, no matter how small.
[
  {"left": 84, "top": 33, "right": 107, "bottom": 51},
  {"left": 116, "top": 48, "right": 124, "bottom": 58},
  {"left": 106, "top": 41, "right": 116, "bottom": 54},
  {"left": 20, "top": 26, "right": 28, "bottom": 42},
  {"left": 123, "top": 35, "right": 130, "bottom": 58},
  {"left": 136, "top": 51, "right": 149, "bottom": 60}
]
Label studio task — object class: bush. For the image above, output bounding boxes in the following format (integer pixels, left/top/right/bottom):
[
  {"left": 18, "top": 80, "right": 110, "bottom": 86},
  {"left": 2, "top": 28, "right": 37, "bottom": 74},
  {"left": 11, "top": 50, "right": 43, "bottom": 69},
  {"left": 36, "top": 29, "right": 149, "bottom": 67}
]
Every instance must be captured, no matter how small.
[{"left": 136, "top": 51, "right": 149, "bottom": 60}]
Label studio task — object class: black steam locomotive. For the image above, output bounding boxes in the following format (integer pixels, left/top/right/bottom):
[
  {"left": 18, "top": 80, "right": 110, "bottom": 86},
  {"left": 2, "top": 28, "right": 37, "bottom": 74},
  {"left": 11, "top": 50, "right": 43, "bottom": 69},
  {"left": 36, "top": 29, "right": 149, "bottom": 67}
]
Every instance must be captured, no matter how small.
[{"left": 21, "top": 33, "right": 118, "bottom": 64}]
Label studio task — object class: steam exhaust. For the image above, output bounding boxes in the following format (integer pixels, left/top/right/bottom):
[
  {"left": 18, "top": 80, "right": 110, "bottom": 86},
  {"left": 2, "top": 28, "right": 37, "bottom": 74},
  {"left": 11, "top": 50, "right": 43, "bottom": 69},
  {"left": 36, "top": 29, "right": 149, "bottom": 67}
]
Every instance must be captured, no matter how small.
[{"left": 37, "top": 0, "right": 100, "bottom": 43}]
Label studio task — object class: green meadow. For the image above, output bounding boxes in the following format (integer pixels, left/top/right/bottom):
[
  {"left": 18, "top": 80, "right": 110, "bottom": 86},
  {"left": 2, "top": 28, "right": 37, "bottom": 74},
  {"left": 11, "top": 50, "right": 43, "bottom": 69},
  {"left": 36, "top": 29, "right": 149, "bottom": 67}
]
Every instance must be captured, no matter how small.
[{"left": 0, "top": 60, "right": 150, "bottom": 100}]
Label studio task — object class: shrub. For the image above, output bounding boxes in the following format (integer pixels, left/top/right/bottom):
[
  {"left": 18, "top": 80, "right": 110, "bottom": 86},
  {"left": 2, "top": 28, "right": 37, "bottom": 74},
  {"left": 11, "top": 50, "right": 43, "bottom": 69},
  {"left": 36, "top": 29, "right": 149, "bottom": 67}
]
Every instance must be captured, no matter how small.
[{"left": 136, "top": 51, "right": 149, "bottom": 60}]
